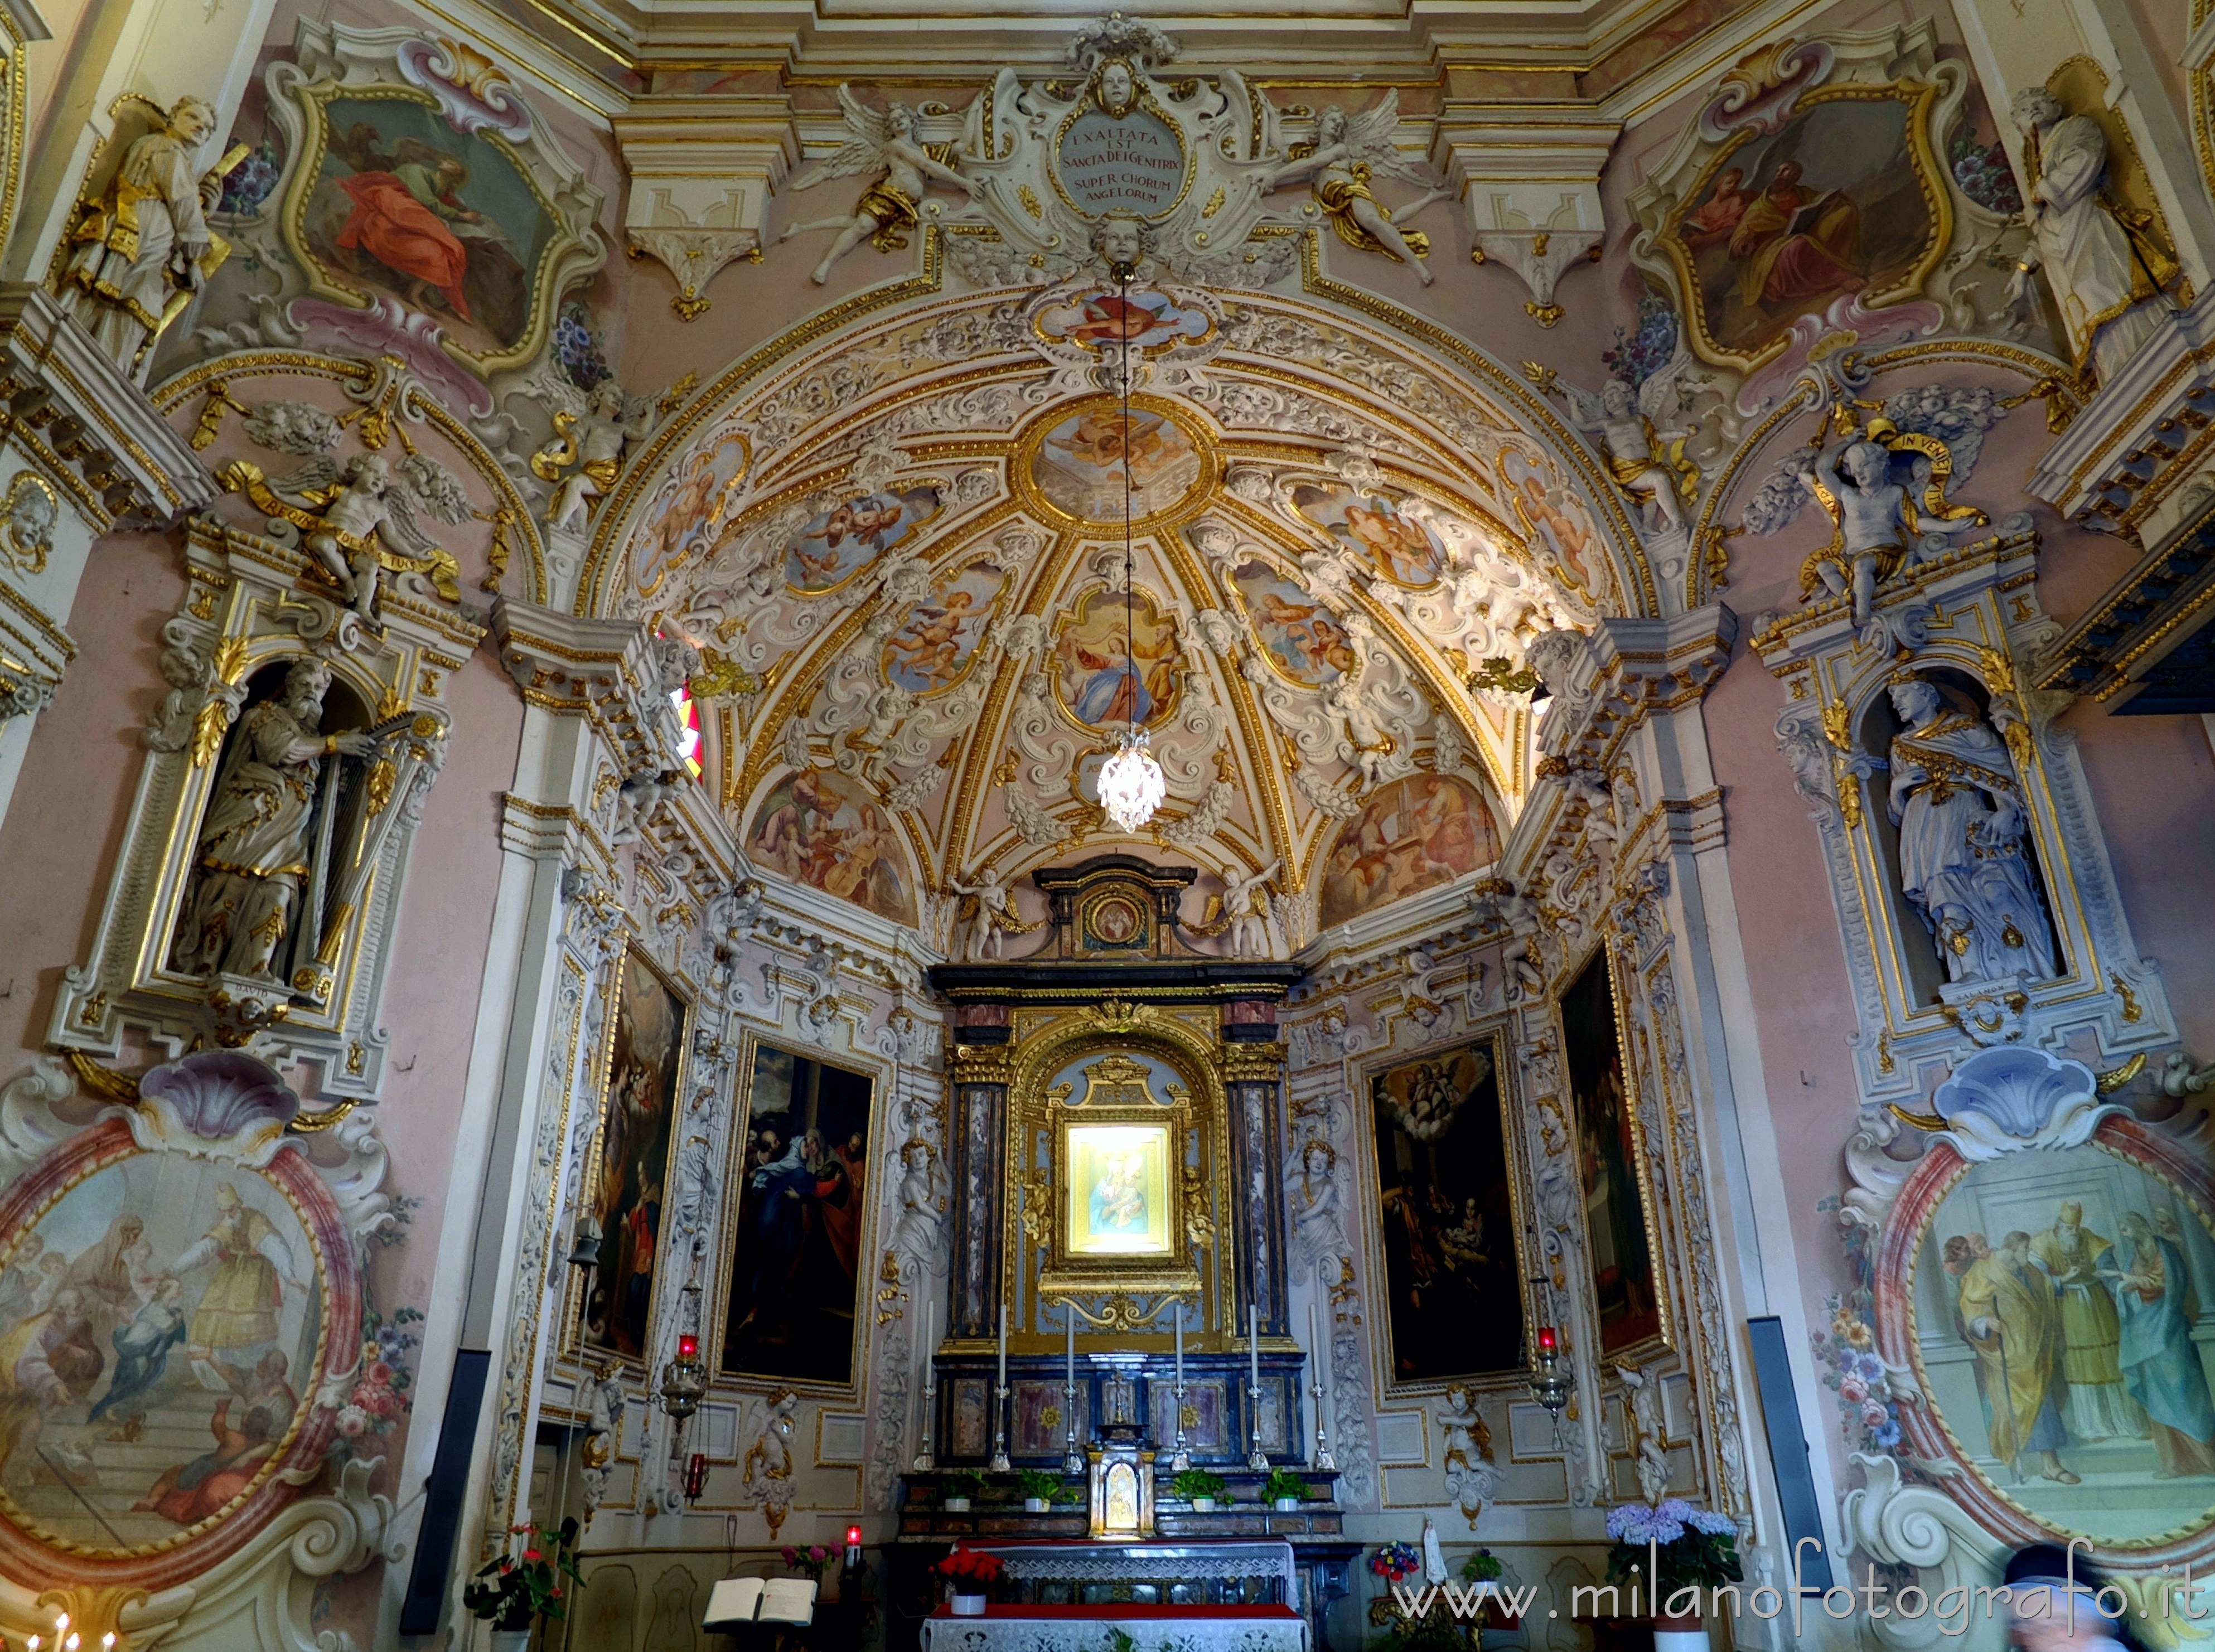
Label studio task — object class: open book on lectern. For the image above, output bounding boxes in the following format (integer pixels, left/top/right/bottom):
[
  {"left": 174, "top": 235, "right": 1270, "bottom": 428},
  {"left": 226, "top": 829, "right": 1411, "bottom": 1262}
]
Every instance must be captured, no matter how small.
[{"left": 703, "top": 1576, "right": 817, "bottom": 1629}]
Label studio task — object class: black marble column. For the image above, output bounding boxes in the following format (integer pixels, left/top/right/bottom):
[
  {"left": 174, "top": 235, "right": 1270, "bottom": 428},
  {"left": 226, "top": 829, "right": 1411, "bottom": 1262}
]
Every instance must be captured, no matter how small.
[
  {"left": 947, "top": 1048, "right": 1011, "bottom": 1340},
  {"left": 1222, "top": 1042, "right": 1289, "bottom": 1338}
]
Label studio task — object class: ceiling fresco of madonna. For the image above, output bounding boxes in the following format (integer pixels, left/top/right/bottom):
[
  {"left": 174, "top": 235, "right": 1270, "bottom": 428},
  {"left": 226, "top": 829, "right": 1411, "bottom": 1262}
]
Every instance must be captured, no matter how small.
[{"left": 594, "top": 281, "right": 1641, "bottom": 939}]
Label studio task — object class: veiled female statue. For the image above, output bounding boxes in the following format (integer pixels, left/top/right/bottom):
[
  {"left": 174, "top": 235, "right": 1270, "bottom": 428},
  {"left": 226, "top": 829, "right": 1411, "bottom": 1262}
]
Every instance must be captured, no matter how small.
[
  {"left": 1884, "top": 673, "right": 2058, "bottom": 985},
  {"left": 174, "top": 657, "right": 374, "bottom": 979}
]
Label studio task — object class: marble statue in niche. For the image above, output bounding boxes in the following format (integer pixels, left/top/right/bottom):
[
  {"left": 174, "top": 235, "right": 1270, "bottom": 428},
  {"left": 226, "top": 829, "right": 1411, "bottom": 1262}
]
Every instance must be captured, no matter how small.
[
  {"left": 778, "top": 89, "right": 984, "bottom": 284},
  {"left": 1884, "top": 671, "right": 2057, "bottom": 986},
  {"left": 2007, "top": 87, "right": 2179, "bottom": 380},
  {"left": 173, "top": 658, "right": 375, "bottom": 981}
]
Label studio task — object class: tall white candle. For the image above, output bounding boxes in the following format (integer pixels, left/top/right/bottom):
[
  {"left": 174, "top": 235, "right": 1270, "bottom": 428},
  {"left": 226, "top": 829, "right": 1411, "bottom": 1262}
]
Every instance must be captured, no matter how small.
[
  {"left": 1249, "top": 1302, "right": 1261, "bottom": 1397},
  {"left": 1308, "top": 1302, "right": 1321, "bottom": 1450},
  {"left": 1174, "top": 1303, "right": 1184, "bottom": 1390},
  {"left": 1066, "top": 1304, "right": 1076, "bottom": 1388},
  {"left": 998, "top": 1303, "right": 1008, "bottom": 1389}
]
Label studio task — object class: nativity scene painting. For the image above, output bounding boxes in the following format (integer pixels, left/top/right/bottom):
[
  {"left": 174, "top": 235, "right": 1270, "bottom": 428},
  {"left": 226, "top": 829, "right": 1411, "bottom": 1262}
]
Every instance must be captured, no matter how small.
[
  {"left": 0, "top": 1156, "right": 324, "bottom": 1553},
  {"left": 1662, "top": 88, "right": 1945, "bottom": 366},
  {"left": 296, "top": 91, "right": 557, "bottom": 356},
  {"left": 1366, "top": 1041, "right": 1525, "bottom": 1385},
  {"left": 720, "top": 1045, "right": 876, "bottom": 1387},
  {"left": 580, "top": 947, "right": 688, "bottom": 1362}
]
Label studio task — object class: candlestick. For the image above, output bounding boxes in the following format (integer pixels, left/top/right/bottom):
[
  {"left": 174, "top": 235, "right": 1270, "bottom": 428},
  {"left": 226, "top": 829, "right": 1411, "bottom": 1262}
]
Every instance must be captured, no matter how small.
[
  {"left": 1308, "top": 1301, "right": 1337, "bottom": 1472},
  {"left": 1169, "top": 1301, "right": 1190, "bottom": 1471},
  {"left": 1062, "top": 1303, "right": 1084, "bottom": 1475},
  {"left": 912, "top": 1297, "right": 936, "bottom": 1471},
  {"left": 990, "top": 1304, "right": 1012, "bottom": 1471},
  {"left": 1246, "top": 1302, "right": 1268, "bottom": 1471}
]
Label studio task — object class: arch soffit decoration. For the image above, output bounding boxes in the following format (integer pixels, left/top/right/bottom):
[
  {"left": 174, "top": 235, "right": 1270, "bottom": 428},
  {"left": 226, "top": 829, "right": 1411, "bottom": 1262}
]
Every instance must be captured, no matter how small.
[{"left": 579, "top": 258, "right": 1656, "bottom": 910}]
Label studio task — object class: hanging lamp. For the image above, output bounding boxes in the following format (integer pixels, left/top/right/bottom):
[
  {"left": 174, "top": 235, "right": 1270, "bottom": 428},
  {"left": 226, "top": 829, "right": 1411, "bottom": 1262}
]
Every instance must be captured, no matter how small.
[{"left": 1093, "top": 258, "right": 1165, "bottom": 834}]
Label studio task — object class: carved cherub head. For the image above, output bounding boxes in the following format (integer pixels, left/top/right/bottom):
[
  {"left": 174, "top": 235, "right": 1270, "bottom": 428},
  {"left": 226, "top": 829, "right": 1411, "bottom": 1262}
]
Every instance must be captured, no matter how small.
[
  {"left": 1096, "top": 59, "right": 1139, "bottom": 116},
  {"left": 344, "top": 451, "right": 394, "bottom": 495},
  {"left": 885, "top": 100, "right": 918, "bottom": 139},
  {"left": 1316, "top": 106, "right": 1348, "bottom": 146},
  {"left": 1840, "top": 439, "right": 1890, "bottom": 489},
  {"left": 1600, "top": 377, "right": 1636, "bottom": 416},
  {"left": 166, "top": 95, "right": 218, "bottom": 147},
  {"left": 1090, "top": 212, "right": 1154, "bottom": 274},
  {"left": 590, "top": 381, "right": 626, "bottom": 417}
]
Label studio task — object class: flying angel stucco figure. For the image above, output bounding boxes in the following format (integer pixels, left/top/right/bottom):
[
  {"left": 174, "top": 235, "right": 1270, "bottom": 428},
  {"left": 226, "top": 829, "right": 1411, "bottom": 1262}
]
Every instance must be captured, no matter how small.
[
  {"left": 1260, "top": 94, "right": 1449, "bottom": 285},
  {"left": 778, "top": 88, "right": 984, "bottom": 285},
  {"left": 221, "top": 450, "right": 470, "bottom": 623}
]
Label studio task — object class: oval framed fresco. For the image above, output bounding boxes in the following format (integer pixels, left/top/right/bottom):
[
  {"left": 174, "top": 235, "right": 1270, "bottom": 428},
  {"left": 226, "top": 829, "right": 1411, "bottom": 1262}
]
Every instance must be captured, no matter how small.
[
  {"left": 1226, "top": 554, "right": 1356, "bottom": 689},
  {"left": 1877, "top": 1112, "right": 2215, "bottom": 1562},
  {"left": 0, "top": 1118, "right": 356, "bottom": 1581},
  {"left": 1015, "top": 395, "right": 1212, "bottom": 530},
  {"left": 1288, "top": 478, "right": 1446, "bottom": 590},
  {"left": 881, "top": 554, "right": 1011, "bottom": 697},
  {"left": 1050, "top": 585, "right": 1186, "bottom": 734}
]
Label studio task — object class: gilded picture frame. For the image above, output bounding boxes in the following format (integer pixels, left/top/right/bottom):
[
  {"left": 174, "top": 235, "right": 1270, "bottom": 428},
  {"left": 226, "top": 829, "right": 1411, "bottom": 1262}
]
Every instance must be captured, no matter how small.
[
  {"left": 1558, "top": 941, "right": 1674, "bottom": 1361},
  {"left": 709, "top": 1031, "right": 887, "bottom": 1399},
  {"left": 1656, "top": 79, "right": 1955, "bottom": 373}
]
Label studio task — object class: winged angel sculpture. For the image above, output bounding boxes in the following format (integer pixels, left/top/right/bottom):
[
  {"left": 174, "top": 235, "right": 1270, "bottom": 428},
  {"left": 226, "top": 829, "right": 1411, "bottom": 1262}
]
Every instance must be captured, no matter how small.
[
  {"left": 780, "top": 87, "right": 985, "bottom": 285},
  {"left": 221, "top": 450, "right": 470, "bottom": 623},
  {"left": 1526, "top": 358, "right": 1703, "bottom": 537},
  {"left": 779, "top": 19, "right": 1442, "bottom": 288}
]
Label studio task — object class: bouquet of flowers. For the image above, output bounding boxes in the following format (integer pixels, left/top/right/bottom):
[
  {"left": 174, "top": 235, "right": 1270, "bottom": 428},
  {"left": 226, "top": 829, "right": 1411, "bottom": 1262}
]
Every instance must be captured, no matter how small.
[
  {"left": 781, "top": 1544, "right": 835, "bottom": 1581},
  {"left": 1370, "top": 1541, "right": 1423, "bottom": 1585},
  {"left": 463, "top": 1519, "right": 584, "bottom": 1632},
  {"left": 933, "top": 1547, "right": 1007, "bottom": 1595},
  {"left": 1605, "top": 1498, "right": 1741, "bottom": 1611}
]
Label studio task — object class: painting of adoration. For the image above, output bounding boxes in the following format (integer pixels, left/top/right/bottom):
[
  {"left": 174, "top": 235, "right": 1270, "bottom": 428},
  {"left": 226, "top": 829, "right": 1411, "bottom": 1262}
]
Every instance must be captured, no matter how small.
[
  {"left": 0, "top": 1156, "right": 323, "bottom": 1551},
  {"left": 1291, "top": 482, "right": 1444, "bottom": 588},
  {"left": 1230, "top": 558, "right": 1354, "bottom": 687},
  {"left": 1911, "top": 1136, "right": 2215, "bottom": 1543},
  {"left": 582, "top": 947, "right": 688, "bottom": 1360},
  {"left": 748, "top": 767, "right": 916, "bottom": 923},
  {"left": 1029, "top": 399, "right": 1203, "bottom": 524},
  {"left": 1053, "top": 589, "right": 1183, "bottom": 730},
  {"left": 1367, "top": 1041, "right": 1525, "bottom": 1383},
  {"left": 785, "top": 485, "right": 942, "bottom": 593},
  {"left": 1318, "top": 774, "right": 1501, "bottom": 929},
  {"left": 721, "top": 1045, "right": 876, "bottom": 1385},
  {"left": 1560, "top": 949, "right": 1664, "bottom": 1356},
  {"left": 1662, "top": 88, "right": 1942, "bottom": 365},
  {"left": 882, "top": 559, "right": 1008, "bottom": 694},
  {"left": 299, "top": 92, "right": 557, "bottom": 355}
]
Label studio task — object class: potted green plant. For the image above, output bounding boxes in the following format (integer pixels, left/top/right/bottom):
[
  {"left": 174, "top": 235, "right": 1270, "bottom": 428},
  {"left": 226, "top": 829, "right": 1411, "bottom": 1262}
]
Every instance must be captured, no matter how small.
[
  {"left": 1605, "top": 1499, "right": 1742, "bottom": 1650},
  {"left": 463, "top": 1519, "right": 584, "bottom": 1652},
  {"left": 1170, "top": 1468, "right": 1226, "bottom": 1512},
  {"left": 1462, "top": 1549, "right": 1516, "bottom": 1628},
  {"left": 1263, "top": 1468, "right": 1309, "bottom": 1511},
  {"left": 1015, "top": 1468, "right": 1068, "bottom": 1513},
  {"left": 942, "top": 1467, "right": 985, "bottom": 1511},
  {"left": 934, "top": 1546, "right": 1005, "bottom": 1616}
]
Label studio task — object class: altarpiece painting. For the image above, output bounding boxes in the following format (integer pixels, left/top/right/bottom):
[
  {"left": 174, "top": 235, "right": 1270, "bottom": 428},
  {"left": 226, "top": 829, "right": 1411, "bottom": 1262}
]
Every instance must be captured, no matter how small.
[
  {"left": 1366, "top": 1039, "right": 1526, "bottom": 1384},
  {"left": 1560, "top": 948, "right": 1665, "bottom": 1357},
  {"left": 720, "top": 1044, "right": 876, "bottom": 1387},
  {"left": 581, "top": 944, "right": 689, "bottom": 1362}
]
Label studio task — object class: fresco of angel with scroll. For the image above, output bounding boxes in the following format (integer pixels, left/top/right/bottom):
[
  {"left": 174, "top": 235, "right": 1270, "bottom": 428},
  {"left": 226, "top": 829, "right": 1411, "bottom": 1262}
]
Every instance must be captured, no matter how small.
[
  {"left": 778, "top": 87, "right": 984, "bottom": 285},
  {"left": 1259, "top": 95, "right": 1451, "bottom": 284}
]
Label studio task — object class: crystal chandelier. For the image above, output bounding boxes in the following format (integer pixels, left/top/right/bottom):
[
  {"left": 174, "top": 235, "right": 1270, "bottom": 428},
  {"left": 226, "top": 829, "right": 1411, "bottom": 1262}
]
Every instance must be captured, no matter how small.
[{"left": 1092, "top": 258, "right": 1164, "bottom": 831}]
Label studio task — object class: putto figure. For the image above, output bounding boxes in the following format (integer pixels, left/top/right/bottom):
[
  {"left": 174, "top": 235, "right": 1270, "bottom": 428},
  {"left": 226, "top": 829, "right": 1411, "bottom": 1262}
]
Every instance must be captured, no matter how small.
[
  {"left": 779, "top": 88, "right": 984, "bottom": 284},
  {"left": 57, "top": 95, "right": 233, "bottom": 381}
]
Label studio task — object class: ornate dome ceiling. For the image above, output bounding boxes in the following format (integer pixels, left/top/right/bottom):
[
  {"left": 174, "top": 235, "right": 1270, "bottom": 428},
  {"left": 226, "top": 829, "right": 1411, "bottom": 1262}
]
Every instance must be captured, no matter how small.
[{"left": 591, "top": 274, "right": 1653, "bottom": 947}]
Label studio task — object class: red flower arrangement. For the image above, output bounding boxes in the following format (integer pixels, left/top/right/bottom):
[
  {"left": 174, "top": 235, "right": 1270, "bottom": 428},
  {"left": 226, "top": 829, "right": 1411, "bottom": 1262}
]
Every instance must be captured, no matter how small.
[{"left": 932, "top": 1548, "right": 1007, "bottom": 1591}]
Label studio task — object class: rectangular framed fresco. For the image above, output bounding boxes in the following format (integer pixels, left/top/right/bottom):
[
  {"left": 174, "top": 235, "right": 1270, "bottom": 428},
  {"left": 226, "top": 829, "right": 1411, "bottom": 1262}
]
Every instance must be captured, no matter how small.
[
  {"left": 578, "top": 942, "right": 690, "bottom": 1363},
  {"left": 1558, "top": 946, "right": 1669, "bottom": 1359},
  {"left": 1362, "top": 1033, "right": 1530, "bottom": 1389},
  {"left": 1065, "top": 1123, "right": 1173, "bottom": 1256},
  {"left": 717, "top": 1039, "right": 878, "bottom": 1391}
]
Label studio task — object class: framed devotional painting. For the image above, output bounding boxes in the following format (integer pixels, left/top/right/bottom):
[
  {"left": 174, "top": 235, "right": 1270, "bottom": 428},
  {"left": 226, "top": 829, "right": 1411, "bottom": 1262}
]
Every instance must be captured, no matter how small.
[
  {"left": 1362, "top": 1034, "right": 1530, "bottom": 1389},
  {"left": 578, "top": 942, "right": 691, "bottom": 1364},
  {"left": 718, "top": 1040, "right": 880, "bottom": 1391},
  {"left": 1559, "top": 946, "right": 1669, "bottom": 1358}
]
